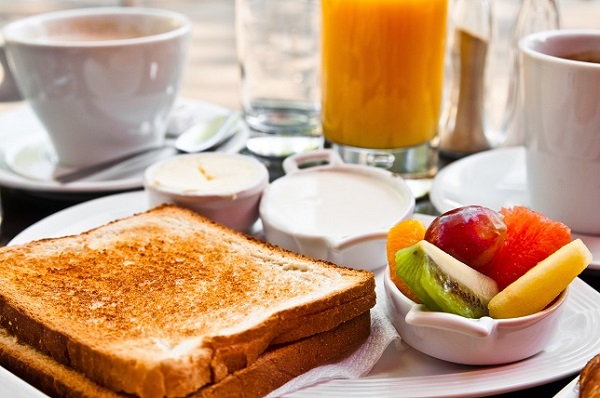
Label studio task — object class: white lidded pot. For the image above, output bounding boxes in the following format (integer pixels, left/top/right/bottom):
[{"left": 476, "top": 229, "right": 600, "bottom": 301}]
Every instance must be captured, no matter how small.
[{"left": 259, "top": 149, "right": 415, "bottom": 271}]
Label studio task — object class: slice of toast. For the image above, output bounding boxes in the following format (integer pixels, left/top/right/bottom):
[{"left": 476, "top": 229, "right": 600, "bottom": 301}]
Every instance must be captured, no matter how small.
[
  {"left": 0, "top": 311, "right": 371, "bottom": 398},
  {"left": 579, "top": 354, "right": 600, "bottom": 398},
  {"left": 0, "top": 205, "right": 375, "bottom": 397}
]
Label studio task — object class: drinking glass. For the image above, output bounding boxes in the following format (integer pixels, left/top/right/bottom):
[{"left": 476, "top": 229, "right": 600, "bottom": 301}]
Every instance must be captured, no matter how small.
[
  {"left": 321, "top": 0, "right": 449, "bottom": 179},
  {"left": 236, "top": 0, "right": 323, "bottom": 158}
]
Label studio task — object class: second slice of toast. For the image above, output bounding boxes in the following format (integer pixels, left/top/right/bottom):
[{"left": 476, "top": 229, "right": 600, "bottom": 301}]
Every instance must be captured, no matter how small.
[
  {"left": 0, "top": 205, "right": 375, "bottom": 398},
  {"left": 0, "top": 310, "right": 372, "bottom": 398}
]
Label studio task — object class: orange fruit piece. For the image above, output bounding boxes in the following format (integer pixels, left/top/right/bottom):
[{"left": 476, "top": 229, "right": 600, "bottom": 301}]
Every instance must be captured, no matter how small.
[
  {"left": 479, "top": 206, "right": 571, "bottom": 290},
  {"left": 386, "top": 218, "right": 427, "bottom": 302}
]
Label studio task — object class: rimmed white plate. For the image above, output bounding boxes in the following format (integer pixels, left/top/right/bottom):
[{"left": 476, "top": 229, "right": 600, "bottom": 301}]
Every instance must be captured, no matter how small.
[
  {"left": 554, "top": 377, "right": 579, "bottom": 398},
  {"left": 6, "top": 191, "right": 600, "bottom": 397},
  {"left": 431, "top": 146, "right": 600, "bottom": 270},
  {"left": 0, "top": 98, "right": 247, "bottom": 194},
  {"left": 0, "top": 365, "right": 47, "bottom": 397}
]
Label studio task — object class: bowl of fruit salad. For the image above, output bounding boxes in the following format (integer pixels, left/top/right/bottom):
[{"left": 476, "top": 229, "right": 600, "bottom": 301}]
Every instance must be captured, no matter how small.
[{"left": 384, "top": 205, "right": 593, "bottom": 365}]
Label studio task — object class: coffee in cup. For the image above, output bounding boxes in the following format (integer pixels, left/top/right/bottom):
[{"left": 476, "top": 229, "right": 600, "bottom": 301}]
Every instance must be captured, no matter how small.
[{"left": 562, "top": 50, "right": 600, "bottom": 64}]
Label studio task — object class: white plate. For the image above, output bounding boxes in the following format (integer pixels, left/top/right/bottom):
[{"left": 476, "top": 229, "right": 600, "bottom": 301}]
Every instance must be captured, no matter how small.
[
  {"left": 554, "top": 377, "right": 579, "bottom": 398},
  {"left": 0, "top": 365, "right": 47, "bottom": 398},
  {"left": 431, "top": 146, "right": 600, "bottom": 271},
  {"left": 0, "top": 99, "right": 248, "bottom": 194},
  {"left": 6, "top": 192, "right": 600, "bottom": 397}
]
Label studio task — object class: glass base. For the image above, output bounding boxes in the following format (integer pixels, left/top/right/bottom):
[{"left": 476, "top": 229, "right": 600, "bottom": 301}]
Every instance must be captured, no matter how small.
[
  {"left": 330, "top": 141, "right": 438, "bottom": 180},
  {"left": 244, "top": 101, "right": 320, "bottom": 134},
  {"left": 243, "top": 102, "right": 323, "bottom": 158},
  {"left": 246, "top": 130, "right": 324, "bottom": 159}
]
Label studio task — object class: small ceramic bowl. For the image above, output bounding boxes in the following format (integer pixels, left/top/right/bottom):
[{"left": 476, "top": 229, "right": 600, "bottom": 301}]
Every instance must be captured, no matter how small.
[
  {"left": 144, "top": 152, "right": 269, "bottom": 232},
  {"left": 383, "top": 268, "right": 568, "bottom": 365},
  {"left": 259, "top": 150, "right": 415, "bottom": 271}
]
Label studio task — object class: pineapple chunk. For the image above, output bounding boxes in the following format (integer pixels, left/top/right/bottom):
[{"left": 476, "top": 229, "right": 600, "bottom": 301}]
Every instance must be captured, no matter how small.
[{"left": 488, "top": 239, "right": 592, "bottom": 319}]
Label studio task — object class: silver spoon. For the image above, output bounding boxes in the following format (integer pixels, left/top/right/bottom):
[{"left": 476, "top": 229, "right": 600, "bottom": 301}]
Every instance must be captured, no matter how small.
[
  {"left": 174, "top": 111, "right": 240, "bottom": 153},
  {"left": 52, "top": 112, "right": 240, "bottom": 184}
]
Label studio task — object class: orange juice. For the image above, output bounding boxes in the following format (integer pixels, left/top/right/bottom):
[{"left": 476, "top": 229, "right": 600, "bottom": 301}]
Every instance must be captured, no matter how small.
[{"left": 321, "top": 0, "right": 448, "bottom": 149}]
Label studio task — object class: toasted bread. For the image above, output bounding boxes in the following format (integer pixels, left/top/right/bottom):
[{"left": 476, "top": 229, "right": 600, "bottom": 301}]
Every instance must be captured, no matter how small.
[
  {"left": 0, "top": 205, "right": 375, "bottom": 397},
  {"left": 0, "top": 311, "right": 371, "bottom": 398},
  {"left": 579, "top": 354, "right": 600, "bottom": 398}
]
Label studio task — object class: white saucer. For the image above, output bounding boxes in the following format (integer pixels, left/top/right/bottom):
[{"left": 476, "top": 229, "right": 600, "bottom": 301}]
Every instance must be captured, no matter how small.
[
  {"left": 432, "top": 147, "right": 529, "bottom": 214},
  {"left": 431, "top": 146, "right": 600, "bottom": 270},
  {"left": 0, "top": 99, "right": 248, "bottom": 194},
  {"left": 7, "top": 191, "right": 600, "bottom": 397}
]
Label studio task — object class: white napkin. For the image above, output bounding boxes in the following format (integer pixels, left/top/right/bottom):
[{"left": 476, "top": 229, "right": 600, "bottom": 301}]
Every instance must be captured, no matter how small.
[{"left": 267, "top": 279, "right": 401, "bottom": 397}]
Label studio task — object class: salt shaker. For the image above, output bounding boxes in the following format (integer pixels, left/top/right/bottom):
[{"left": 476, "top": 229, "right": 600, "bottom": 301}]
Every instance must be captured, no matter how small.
[
  {"left": 439, "top": 0, "right": 493, "bottom": 158},
  {"left": 500, "top": 0, "right": 560, "bottom": 147}
]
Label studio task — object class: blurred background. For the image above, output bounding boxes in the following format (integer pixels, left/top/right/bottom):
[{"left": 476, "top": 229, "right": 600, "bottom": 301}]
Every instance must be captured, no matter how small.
[
  {"left": 0, "top": 0, "right": 238, "bottom": 111},
  {"left": 0, "top": 0, "right": 598, "bottom": 116}
]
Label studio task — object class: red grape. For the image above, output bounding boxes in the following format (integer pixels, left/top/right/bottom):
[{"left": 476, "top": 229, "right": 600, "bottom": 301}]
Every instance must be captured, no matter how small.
[{"left": 425, "top": 206, "right": 507, "bottom": 269}]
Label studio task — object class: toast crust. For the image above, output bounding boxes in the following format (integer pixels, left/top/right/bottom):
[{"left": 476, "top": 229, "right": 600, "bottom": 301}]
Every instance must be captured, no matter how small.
[
  {"left": 579, "top": 354, "right": 600, "bottom": 398},
  {"left": 0, "top": 205, "right": 375, "bottom": 397},
  {"left": 0, "top": 311, "right": 371, "bottom": 398}
]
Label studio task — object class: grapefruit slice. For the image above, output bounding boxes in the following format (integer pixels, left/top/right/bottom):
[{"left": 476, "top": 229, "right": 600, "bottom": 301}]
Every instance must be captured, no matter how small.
[
  {"left": 488, "top": 239, "right": 592, "bottom": 318},
  {"left": 479, "top": 206, "right": 571, "bottom": 290},
  {"left": 386, "top": 218, "right": 426, "bottom": 303}
]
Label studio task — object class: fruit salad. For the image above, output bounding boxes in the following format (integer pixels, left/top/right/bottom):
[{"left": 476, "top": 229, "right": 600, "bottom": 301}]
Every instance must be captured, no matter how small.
[{"left": 387, "top": 205, "right": 593, "bottom": 319}]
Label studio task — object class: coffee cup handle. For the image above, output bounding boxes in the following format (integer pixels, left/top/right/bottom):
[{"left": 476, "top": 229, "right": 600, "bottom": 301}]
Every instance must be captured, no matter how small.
[{"left": 0, "top": 42, "right": 22, "bottom": 102}]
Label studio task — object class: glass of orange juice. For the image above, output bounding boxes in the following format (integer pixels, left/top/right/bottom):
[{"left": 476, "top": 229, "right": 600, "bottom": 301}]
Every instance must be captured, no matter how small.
[{"left": 321, "top": 0, "right": 449, "bottom": 178}]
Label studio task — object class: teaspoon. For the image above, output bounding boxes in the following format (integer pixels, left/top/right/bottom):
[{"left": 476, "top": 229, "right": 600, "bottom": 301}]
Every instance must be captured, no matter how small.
[{"left": 52, "top": 112, "right": 240, "bottom": 184}]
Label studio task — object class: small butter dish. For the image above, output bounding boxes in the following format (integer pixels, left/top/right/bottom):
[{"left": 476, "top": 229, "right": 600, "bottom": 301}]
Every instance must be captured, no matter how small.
[{"left": 144, "top": 153, "right": 269, "bottom": 232}]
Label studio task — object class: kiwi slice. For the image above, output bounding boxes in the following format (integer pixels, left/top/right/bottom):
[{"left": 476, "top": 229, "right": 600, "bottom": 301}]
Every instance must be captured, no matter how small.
[
  {"left": 394, "top": 243, "right": 443, "bottom": 312},
  {"left": 395, "top": 240, "right": 499, "bottom": 318}
]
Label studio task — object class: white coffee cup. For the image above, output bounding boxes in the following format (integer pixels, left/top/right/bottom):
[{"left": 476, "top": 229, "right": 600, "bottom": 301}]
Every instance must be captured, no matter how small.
[
  {"left": 521, "top": 29, "right": 600, "bottom": 235},
  {"left": 0, "top": 7, "right": 191, "bottom": 168}
]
